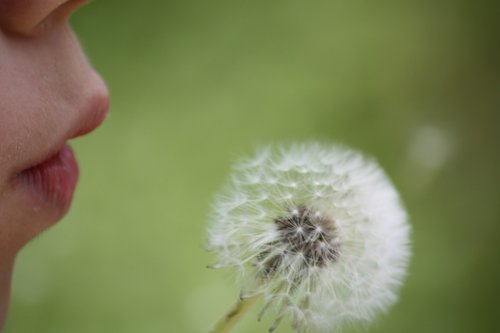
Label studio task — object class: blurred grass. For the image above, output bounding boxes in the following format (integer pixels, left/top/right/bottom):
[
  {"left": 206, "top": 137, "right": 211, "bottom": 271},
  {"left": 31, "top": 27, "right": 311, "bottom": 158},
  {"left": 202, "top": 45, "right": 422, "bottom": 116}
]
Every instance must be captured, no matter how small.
[{"left": 5, "top": 0, "right": 499, "bottom": 332}]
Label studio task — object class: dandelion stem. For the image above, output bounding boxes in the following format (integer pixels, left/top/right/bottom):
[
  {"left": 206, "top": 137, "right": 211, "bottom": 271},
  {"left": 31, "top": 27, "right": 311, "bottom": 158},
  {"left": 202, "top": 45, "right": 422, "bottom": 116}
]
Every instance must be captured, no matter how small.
[{"left": 210, "top": 295, "right": 260, "bottom": 333}]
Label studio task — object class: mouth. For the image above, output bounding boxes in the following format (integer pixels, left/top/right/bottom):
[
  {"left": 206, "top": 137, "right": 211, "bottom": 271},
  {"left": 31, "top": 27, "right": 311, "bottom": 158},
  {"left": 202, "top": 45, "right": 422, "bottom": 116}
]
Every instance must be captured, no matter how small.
[
  {"left": 13, "top": 92, "right": 109, "bottom": 215},
  {"left": 17, "top": 145, "right": 79, "bottom": 215}
]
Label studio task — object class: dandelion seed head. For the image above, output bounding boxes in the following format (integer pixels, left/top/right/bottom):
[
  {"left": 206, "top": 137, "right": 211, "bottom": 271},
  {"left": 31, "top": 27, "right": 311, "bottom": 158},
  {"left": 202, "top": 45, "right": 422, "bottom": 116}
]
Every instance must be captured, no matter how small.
[{"left": 207, "top": 142, "right": 411, "bottom": 332}]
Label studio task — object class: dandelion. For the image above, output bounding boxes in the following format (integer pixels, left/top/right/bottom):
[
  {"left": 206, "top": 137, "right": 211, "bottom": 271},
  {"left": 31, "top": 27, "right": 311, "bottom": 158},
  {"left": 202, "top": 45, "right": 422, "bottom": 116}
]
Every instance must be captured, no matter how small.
[{"left": 207, "top": 143, "right": 411, "bottom": 333}]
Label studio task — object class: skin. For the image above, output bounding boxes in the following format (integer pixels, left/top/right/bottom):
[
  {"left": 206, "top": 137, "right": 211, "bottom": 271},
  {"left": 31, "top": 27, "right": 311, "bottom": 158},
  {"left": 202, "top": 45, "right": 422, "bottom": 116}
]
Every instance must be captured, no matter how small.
[{"left": 0, "top": 0, "right": 109, "bottom": 329}]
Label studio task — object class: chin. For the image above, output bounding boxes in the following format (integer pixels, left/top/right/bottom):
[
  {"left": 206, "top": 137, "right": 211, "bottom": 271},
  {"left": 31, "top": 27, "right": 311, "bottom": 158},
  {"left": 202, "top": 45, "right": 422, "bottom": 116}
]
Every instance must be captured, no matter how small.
[
  {"left": 0, "top": 259, "right": 13, "bottom": 332},
  {"left": 0, "top": 181, "right": 75, "bottom": 263},
  {"left": 0, "top": 182, "right": 74, "bottom": 331},
  {"left": 0, "top": 147, "right": 79, "bottom": 333}
]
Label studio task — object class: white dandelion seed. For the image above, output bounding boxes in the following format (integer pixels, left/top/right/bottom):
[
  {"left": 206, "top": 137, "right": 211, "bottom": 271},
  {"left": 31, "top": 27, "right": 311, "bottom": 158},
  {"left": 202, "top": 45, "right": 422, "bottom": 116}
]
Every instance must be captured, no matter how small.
[{"left": 207, "top": 143, "right": 411, "bottom": 333}]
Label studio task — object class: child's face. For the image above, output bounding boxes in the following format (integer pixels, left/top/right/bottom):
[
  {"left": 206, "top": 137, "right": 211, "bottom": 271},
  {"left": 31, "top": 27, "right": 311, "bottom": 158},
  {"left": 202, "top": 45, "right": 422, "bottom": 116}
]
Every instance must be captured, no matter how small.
[{"left": 0, "top": 0, "right": 109, "bottom": 326}]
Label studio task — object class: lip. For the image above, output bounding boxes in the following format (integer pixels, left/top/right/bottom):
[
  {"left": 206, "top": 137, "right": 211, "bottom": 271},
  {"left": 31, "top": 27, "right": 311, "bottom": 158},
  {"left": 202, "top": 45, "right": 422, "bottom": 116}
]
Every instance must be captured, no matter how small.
[
  {"left": 70, "top": 93, "right": 110, "bottom": 139},
  {"left": 14, "top": 91, "right": 109, "bottom": 215},
  {"left": 17, "top": 145, "right": 79, "bottom": 214}
]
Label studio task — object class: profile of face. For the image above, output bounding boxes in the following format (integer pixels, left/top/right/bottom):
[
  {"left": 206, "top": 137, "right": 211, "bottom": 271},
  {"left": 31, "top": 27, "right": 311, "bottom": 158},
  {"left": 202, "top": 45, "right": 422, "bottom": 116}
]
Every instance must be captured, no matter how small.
[{"left": 0, "top": 0, "right": 109, "bottom": 329}]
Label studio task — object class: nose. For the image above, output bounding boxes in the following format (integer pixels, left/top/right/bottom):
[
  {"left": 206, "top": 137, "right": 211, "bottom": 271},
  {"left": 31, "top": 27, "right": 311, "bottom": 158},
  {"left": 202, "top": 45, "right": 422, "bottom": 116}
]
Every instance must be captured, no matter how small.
[
  {"left": 0, "top": 0, "right": 90, "bottom": 36},
  {"left": 52, "top": 0, "right": 91, "bottom": 24}
]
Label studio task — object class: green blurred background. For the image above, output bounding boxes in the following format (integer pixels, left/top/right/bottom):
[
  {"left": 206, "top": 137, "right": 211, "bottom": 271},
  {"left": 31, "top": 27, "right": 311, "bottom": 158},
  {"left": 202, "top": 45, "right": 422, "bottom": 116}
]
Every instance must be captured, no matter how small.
[{"left": 5, "top": 0, "right": 499, "bottom": 332}]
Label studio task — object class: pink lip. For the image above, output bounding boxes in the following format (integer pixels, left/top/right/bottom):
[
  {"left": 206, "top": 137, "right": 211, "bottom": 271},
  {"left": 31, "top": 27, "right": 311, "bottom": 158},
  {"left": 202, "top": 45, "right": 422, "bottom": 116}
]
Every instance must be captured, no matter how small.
[
  {"left": 15, "top": 91, "right": 109, "bottom": 215},
  {"left": 71, "top": 94, "right": 109, "bottom": 139},
  {"left": 17, "top": 145, "right": 79, "bottom": 214}
]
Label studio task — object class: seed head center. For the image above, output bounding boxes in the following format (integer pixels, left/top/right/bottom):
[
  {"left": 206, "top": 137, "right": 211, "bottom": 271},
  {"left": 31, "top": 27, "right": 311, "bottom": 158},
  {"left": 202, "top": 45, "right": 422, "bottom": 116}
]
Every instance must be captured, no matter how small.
[{"left": 258, "top": 206, "right": 340, "bottom": 276}]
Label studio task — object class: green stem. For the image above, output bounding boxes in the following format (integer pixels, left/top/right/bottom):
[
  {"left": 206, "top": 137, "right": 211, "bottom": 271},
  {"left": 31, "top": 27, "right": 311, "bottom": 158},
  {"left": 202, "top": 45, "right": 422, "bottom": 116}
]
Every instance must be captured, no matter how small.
[{"left": 210, "top": 295, "right": 260, "bottom": 333}]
